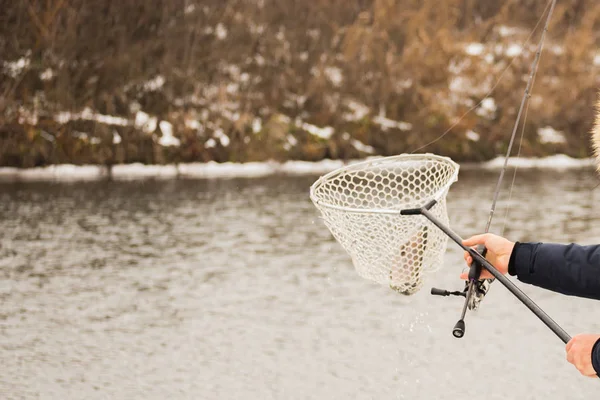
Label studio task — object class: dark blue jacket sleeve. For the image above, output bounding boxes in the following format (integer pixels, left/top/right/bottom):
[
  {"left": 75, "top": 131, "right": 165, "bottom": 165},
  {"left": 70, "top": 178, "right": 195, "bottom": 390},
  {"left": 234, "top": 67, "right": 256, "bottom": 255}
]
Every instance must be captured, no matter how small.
[
  {"left": 508, "top": 242, "right": 600, "bottom": 301},
  {"left": 593, "top": 339, "right": 600, "bottom": 378}
]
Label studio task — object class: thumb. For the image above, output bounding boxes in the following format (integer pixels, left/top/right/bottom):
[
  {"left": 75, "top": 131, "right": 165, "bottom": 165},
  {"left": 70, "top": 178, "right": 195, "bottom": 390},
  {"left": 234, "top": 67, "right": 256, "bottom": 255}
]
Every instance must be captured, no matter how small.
[{"left": 462, "top": 234, "right": 489, "bottom": 247}]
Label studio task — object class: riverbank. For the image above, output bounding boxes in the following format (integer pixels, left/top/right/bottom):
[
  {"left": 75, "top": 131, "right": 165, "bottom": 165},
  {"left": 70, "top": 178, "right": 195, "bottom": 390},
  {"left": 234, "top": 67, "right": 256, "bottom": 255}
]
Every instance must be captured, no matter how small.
[
  {"left": 0, "top": 155, "right": 594, "bottom": 182},
  {"left": 3, "top": 3, "right": 600, "bottom": 170}
]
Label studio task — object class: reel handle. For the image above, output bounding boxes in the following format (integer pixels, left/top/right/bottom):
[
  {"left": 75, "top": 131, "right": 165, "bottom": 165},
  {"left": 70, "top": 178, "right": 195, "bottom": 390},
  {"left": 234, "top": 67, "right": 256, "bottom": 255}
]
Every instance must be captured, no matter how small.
[{"left": 431, "top": 288, "right": 451, "bottom": 296}]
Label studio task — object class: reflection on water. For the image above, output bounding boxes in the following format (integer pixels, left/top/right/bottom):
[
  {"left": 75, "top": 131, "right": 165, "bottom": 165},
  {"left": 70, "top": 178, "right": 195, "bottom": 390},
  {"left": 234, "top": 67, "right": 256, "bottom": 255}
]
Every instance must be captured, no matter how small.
[{"left": 1, "top": 168, "right": 600, "bottom": 399}]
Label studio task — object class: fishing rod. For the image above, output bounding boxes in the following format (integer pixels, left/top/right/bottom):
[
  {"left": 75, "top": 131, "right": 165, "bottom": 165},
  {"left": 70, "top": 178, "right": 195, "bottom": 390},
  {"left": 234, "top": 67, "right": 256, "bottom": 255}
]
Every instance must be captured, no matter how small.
[
  {"left": 403, "top": 200, "right": 571, "bottom": 344},
  {"left": 430, "top": 0, "right": 558, "bottom": 338}
]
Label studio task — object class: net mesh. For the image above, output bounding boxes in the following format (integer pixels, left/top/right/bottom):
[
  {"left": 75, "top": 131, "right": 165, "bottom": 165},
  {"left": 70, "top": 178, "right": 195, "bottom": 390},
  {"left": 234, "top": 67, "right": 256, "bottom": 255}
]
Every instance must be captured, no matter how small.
[{"left": 310, "top": 154, "right": 459, "bottom": 295}]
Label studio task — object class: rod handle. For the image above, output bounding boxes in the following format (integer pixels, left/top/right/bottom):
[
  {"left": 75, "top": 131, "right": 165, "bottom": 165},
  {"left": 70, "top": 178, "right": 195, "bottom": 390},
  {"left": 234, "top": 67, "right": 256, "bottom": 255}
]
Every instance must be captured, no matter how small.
[{"left": 468, "top": 244, "right": 487, "bottom": 281}]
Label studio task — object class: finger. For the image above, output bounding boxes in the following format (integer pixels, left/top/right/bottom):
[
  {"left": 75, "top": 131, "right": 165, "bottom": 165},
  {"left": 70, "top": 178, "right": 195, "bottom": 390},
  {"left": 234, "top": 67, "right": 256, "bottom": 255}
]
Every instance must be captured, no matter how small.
[
  {"left": 566, "top": 349, "right": 575, "bottom": 364},
  {"left": 575, "top": 353, "right": 585, "bottom": 371},
  {"left": 566, "top": 338, "right": 575, "bottom": 353},
  {"left": 575, "top": 353, "right": 592, "bottom": 376},
  {"left": 462, "top": 234, "right": 489, "bottom": 247},
  {"left": 460, "top": 269, "right": 492, "bottom": 280},
  {"left": 480, "top": 270, "right": 493, "bottom": 279}
]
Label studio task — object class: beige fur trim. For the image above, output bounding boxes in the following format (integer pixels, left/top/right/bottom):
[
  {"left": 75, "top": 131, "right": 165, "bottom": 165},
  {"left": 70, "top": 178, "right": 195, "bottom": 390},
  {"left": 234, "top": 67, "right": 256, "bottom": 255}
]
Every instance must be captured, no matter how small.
[{"left": 593, "top": 96, "right": 600, "bottom": 171}]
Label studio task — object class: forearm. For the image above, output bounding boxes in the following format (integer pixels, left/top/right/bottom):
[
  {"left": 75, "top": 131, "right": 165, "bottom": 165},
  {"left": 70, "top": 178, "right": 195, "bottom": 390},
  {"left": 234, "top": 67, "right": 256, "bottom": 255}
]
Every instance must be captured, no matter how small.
[{"left": 508, "top": 242, "right": 600, "bottom": 301}]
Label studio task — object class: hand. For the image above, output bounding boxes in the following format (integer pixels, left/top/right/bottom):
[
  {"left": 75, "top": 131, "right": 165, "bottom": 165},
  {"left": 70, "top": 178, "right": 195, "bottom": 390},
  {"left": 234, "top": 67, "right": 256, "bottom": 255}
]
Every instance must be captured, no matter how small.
[
  {"left": 460, "top": 233, "right": 515, "bottom": 280},
  {"left": 566, "top": 334, "right": 600, "bottom": 377}
]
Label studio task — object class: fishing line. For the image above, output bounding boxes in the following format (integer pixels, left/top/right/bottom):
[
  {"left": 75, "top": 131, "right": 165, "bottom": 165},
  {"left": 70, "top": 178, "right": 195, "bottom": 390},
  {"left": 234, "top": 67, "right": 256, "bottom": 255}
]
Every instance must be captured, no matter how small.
[
  {"left": 480, "top": 0, "right": 556, "bottom": 234},
  {"left": 410, "top": 0, "right": 552, "bottom": 155},
  {"left": 500, "top": 73, "right": 536, "bottom": 236},
  {"left": 422, "top": 0, "right": 558, "bottom": 319}
]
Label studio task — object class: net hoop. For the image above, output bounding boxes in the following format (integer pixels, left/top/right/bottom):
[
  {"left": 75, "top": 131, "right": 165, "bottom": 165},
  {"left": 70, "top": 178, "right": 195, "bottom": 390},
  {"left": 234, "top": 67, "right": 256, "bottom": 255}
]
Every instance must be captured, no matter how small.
[{"left": 310, "top": 153, "right": 460, "bottom": 295}]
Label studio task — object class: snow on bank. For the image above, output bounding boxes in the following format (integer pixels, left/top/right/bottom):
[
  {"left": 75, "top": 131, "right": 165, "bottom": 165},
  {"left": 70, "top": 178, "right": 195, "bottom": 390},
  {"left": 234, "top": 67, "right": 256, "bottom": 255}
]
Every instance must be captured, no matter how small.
[
  {"left": 479, "top": 155, "right": 594, "bottom": 170},
  {"left": 0, "top": 165, "right": 109, "bottom": 182},
  {"left": 0, "top": 155, "right": 595, "bottom": 182}
]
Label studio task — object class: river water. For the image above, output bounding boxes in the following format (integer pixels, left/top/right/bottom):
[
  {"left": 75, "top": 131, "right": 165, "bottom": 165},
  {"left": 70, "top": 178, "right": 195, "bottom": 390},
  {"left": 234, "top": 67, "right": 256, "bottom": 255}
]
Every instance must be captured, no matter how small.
[{"left": 1, "top": 166, "right": 600, "bottom": 399}]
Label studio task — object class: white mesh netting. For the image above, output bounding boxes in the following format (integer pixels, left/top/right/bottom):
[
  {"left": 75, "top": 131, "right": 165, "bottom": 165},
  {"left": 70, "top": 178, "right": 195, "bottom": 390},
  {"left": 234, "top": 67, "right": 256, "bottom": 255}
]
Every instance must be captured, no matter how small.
[{"left": 310, "top": 154, "right": 459, "bottom": 295}]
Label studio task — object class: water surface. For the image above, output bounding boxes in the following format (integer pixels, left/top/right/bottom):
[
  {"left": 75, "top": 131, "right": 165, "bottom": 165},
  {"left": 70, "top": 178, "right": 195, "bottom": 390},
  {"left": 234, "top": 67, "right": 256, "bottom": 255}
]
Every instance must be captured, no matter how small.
[{"left": 1, "top": 168, "right": 600, "bottom": 399}]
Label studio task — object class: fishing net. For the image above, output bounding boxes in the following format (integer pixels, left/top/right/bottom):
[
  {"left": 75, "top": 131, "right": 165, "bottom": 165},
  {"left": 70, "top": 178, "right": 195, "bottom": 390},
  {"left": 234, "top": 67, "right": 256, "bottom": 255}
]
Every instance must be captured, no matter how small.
[{"left": 310, "top": 154, "right": 459, "bottom": 295}]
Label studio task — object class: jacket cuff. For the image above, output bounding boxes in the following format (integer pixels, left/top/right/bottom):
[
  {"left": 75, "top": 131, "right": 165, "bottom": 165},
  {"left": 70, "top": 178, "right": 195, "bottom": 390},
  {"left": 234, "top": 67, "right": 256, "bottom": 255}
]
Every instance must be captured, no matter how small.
[
  {"left": 592, "top": 338, "right": 600, "bottom": 377},
  {"left": 508, "top": 242, "right": 540, "bottom": 282},
  {"left": 508, "top": 242, "right": 521, "bottom": 276}
]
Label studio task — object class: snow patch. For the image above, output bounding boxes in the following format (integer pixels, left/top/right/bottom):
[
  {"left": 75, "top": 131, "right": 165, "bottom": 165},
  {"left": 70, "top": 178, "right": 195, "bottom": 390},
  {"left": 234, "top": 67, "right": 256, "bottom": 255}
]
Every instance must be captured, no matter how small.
[
  {"left": 40, "top": 68, "right": 54, "bottom": 81},
  {"left": 350, "top": 139, "right": 375, "bottom": 154},
  {"left": 466, "top": 130, "right": 480, "bottom": 142},
  {"left": 498, "top": 25, "right": 524, "bottom": 37},
  {"left": 373, "top": 115, "right": 412, "bottom": 131},
  {"left": 113, "top": 131, "right": 122, "bottom": 144},
  {"left": 158, "top": 121, "right": 180, "bottom": 147},
  {"left": 55, "top": 107, "right": 129, "bottom": 126},
  {"left": 538, "top": 126, "right": 566, "bottom": 144},
  {"left": 214, "top": 129, "right": 230, "bottom": 146},
  {"left": 3, "top": 56, "right": 30, "bottom": 78},
  {"left": 476, "top": 97, "right": 497, "bottom": 119},
  {"left": 205, "top": 138, "right": 217, "bottom": 148},
  {"left": 252, "top": 118, "right": 262, "bottom": 133},
  {"left": 143, "top": 75, "right": 165, "bottom": 91},
  {"left": 287, "top": 134, "right": 298, "bottom": 147},
  {"left": 185, "top": 119, "right": 202, "bottom": 131},
  {"left": 72, "top": 131, "right": 100, "bottom": 144},
  {"left": 505, "top": 44, "right": 523, "bottom": 57},
  {"left": 135, "top": 111, "right": 157, "bottom": 133},
  {"left": 324, "top": 67, "right": 343, "bottom": 87},
  {"left": 301, "top": 122, "right": 334, "bottom": 140},
  {"left": 343, "top": 101, "right": 370, "bottom": 122},
  {"left": 18, "top": 107, "right": 38, "bottom": 125},
  {"left": 216, "top": 23, "right": 228, "bottom": 40},
  {"left": 465, "top": 43, "right": 485, "bottom": 56}
]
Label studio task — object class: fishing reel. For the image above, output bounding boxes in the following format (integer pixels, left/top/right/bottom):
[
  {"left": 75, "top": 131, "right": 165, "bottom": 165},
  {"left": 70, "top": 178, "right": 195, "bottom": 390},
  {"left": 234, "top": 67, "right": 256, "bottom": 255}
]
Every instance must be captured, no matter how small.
[{"left": 430, "top": 245, "right": 489, "bottom": 338}]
